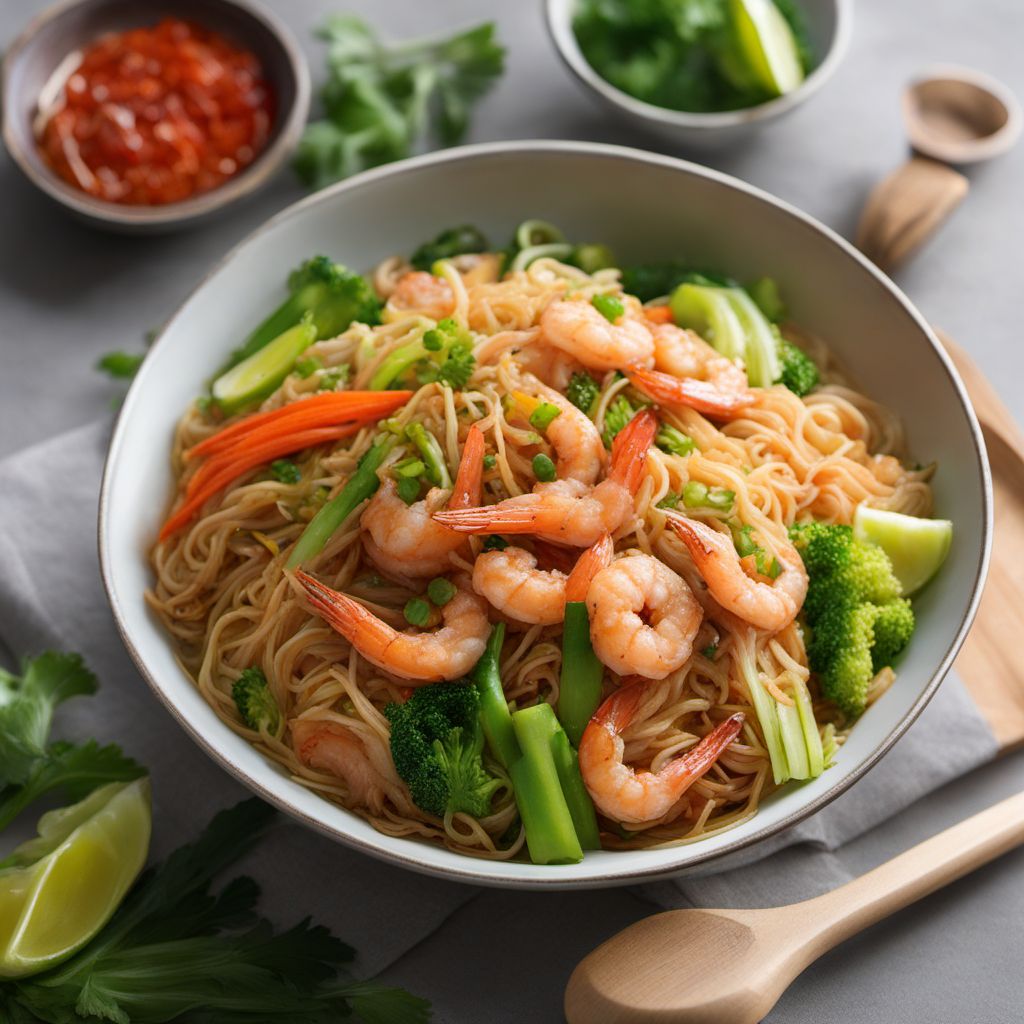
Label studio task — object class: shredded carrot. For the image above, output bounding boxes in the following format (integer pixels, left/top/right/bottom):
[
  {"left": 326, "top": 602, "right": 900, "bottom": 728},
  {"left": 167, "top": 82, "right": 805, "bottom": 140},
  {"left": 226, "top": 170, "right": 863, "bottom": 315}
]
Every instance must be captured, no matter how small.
[
  {"left": 182, "top": 390, "right": 412, "bottom": 501},
  {"left": 159, "top": 423, "right": 361, "bottom": 541},
  {"left": 186, "top": 391, "right": 413, "bottom": 459},
  {"left": 642, "top": 305, "right": 674, "bottom": 324}
]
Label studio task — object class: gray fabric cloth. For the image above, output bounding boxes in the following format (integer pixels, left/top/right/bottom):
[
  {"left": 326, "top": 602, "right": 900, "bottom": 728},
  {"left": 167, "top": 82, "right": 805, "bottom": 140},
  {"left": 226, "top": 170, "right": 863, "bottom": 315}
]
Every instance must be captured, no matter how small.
[{"left": 0, "top": 417, "right": 999, "bottom": 972}]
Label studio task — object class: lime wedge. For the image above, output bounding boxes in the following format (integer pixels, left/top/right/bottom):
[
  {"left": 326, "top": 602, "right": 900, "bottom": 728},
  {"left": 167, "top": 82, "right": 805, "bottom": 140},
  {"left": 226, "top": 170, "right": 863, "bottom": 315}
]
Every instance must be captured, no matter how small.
[
  {"left": 729, "top": 0, "right": 806, "bottom": 97},
  {"left": 0, "top": 778, "right": 151, "bottom": 978},
  {"left": 853, "top": 505, "right": 953, "bottom": 596},
  {"left": 213, "top": 318, "right": 317, "bottom": 415}
]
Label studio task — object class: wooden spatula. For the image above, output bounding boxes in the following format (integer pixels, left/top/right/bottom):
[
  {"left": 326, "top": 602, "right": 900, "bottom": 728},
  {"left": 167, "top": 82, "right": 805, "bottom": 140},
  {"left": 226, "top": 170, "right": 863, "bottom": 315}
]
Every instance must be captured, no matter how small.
[{"left": 565, "top": 789, "right": 1024, "bottom": 1023}]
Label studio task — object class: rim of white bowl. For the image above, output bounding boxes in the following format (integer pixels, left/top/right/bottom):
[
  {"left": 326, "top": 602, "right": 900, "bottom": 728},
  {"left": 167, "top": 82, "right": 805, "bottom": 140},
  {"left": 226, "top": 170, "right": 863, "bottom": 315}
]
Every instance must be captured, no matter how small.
[
  {"left": 98, "top": 140, "right": 992, "bottom": 888},
  {"left": 544, "top": 0, "right": 854, "bottom": 130}
]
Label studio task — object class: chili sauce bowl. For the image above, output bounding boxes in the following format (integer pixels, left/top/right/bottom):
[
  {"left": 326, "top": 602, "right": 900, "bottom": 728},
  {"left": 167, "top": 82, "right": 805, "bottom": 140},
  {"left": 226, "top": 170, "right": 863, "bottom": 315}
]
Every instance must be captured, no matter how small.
[{"left": 1, "top": 0, "right": 310, "bottom": 232}]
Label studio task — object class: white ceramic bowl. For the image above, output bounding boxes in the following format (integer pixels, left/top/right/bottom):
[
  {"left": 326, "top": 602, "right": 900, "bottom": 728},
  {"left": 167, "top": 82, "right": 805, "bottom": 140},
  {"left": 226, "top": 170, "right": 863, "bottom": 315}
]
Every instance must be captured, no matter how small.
[
  {"left": 100, "top": 141, "right": 991, "bottom": 889},
  {"left": 545, "top": 0, "right": 852, "bottom": 148}
]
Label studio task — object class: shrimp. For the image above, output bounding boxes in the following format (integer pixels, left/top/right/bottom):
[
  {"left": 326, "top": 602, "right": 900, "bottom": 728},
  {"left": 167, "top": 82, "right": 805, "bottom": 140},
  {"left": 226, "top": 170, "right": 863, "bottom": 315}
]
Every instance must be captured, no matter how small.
[
  {"left": 578, "top": 684, "right": 744, "bottom": 824},
  {"left": 586, "top": 553, "right": 703, "bottom": 679},
  {"left": 628, "top": 324, "right": 755, "bottom": 419},
  {"left": 294, "top": 570, "right": 490, "bottom": 682},
  {"left": 290, "top": 718, "right": 409, "bottom": 814},
  {"left": 434, "top": 409, "right": 657, "bottom": 547},
  {"left": 361, "top": 424, "right": 484, "bottom": 580},
  {"left": 518, "top": 376, "right": 604, "bottom": 484},
  {"left": 386, "top": 271, "right": 455, "bottom": 320},
  {"left": 472, "top": 533, "right": 613, "bottom": 625},
  {"left": 515, "top": 342, "right": 586, "bottom": 391},
  {"left": 540, "top": 298, "right": 655, "bottom": 371},
  {"left": 665, "top": 513, "right": 808, "bottom": 632}
]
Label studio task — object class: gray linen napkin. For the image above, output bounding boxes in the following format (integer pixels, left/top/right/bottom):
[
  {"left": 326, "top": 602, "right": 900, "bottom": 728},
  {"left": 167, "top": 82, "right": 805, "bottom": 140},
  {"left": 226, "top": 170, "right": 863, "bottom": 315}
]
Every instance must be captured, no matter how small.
[{"left": 0, "top": 421, "right": 999, "bottom": 968}]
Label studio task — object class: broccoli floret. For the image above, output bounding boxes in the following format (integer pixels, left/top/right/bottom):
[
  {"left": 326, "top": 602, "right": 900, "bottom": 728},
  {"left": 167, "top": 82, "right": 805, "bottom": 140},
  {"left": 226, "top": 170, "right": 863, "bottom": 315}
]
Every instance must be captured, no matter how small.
[
  {"left": 871, "top": 598, "right": 915, "bottom": 672},
  {"left": 808, "top": 602, "right": 877, "bottom": 718},
  {"left": 601, "top": 394, "right": 637, "bottom": 448},
  {"left": 656, "top": 423, "right": 696, "bottom": 457},
  {"left": 385, "top": 683, "right": 501, "bottom": 818},
  {"left": 620, "top": 263, "right": 735, "bottom": 303},
  {"left": 232, "top": 667, "right": 283, "bottom": 735},
  {"left": 223, "top": 257, "right": 381, "bottom": 372},
  {"left": 566, "top": 372, "right": 600, "bottom": 416},
  {"left": 776, "top": 337, "right": 820, "bottom": 397},
  {"left": 370, "top": 317, "right": 476, "bottom": 391},
  {"left": 791, "top": 522, "right": 915, "bottom": 718},
  {"left": 410, "top": 225, "right": 489, "bottom": 271}
]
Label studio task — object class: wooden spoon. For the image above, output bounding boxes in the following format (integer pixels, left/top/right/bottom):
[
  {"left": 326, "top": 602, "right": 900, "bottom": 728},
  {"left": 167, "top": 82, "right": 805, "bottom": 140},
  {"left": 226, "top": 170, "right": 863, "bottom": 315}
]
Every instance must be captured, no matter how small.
[
  {"left": 565, "top": 789, "right": 1024, "bottom": 1023},
  {"left": 855, "top": 65, "right": 1020, "bottom": 272}
]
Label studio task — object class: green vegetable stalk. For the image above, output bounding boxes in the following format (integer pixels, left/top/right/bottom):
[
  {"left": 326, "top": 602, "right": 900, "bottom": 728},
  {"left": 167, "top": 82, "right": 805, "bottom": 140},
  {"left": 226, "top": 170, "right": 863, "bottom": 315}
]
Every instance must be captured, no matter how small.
[
  {"left": 406, "top": 422, "right": 452, "bottom": 488},
  {"left": 474, "top": 628, "right": 600, "bottom": 863},
  {"left": 221, "top": 256, "right": 381, "bottom": 373},
  {"left": 473, "top": 624, "right": 519, "bottom": 770},
  {"left": 557, "top": 602, "right": 603, "bottom": 747},
  {"left": 509, "top": 705, "right": 585, "bottom": 865},
  {"left": 286, "top": 436, "right": 395, "bottom": 568},
  {"left": 735, "top": 628, "right": 825, "bottom": 785},
  {"left": 546, "top": 718, "right": 600, "bottom": 850}
]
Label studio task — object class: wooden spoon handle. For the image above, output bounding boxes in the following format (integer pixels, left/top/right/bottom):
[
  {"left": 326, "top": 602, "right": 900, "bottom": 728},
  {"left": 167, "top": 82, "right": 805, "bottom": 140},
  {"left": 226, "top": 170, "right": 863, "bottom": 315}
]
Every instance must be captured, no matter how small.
[
  {"left": 802, "top": 789, "right": 1024, "bottom": 951},
  {"left": 855, "top": 156, "right": 968, "bottom": 273}
]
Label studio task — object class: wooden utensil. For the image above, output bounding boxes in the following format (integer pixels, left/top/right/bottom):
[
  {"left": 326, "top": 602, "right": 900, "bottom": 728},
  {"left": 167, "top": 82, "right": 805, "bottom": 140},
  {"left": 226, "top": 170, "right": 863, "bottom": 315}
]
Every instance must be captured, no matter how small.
[
  {"left": 939, "top": 331, "right": 1024, "bottom": 749},
  {"left": 565, "top": 788, "right": 1024, "bottom": 1023},
  {"left": 855, "top": 66, "right": 1020, "bottom": 272}
]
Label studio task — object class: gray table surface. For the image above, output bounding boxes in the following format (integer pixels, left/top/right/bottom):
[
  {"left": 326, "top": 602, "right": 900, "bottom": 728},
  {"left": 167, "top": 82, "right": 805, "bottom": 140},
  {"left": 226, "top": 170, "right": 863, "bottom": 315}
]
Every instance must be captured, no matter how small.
[{"left": 2, "top": 0, "right": 1023, "bottom": 1020}]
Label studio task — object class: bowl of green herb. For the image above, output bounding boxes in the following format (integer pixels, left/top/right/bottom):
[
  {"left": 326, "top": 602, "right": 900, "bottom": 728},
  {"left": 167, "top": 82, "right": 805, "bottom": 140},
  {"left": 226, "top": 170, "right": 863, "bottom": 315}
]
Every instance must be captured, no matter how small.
[{"left": 546, "top": 0, "right": 851, "bottom": 146}]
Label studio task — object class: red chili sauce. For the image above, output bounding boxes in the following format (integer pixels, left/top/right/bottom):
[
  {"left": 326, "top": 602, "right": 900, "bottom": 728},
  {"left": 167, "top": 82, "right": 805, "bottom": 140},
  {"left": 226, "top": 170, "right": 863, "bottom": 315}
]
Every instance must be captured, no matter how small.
[{"left": 37, "top": 18, "right": 274, "bottom": 206}]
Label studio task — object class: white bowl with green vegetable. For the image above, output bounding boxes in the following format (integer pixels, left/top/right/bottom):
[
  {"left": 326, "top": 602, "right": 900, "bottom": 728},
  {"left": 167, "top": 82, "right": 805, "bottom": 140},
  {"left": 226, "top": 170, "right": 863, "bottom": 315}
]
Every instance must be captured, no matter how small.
[
  {"left": 546, "top": 0, "right": 852, "bottom": 145},
  {"left": 100, "top": 141, "right": 989, "bottom": 888}
]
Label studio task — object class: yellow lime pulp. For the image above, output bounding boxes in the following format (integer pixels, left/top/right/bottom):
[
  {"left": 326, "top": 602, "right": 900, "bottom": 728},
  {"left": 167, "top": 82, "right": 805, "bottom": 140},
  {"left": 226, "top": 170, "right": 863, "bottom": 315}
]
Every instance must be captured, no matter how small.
[
  {"left": 853, "top": 505, "right": 953, "bottom": 596},
  {"left": 0, "top": 778, "right": 151, "bottom": 978},
  {"left": 729, "top": 0, "right": 805, "bottom": 96}
]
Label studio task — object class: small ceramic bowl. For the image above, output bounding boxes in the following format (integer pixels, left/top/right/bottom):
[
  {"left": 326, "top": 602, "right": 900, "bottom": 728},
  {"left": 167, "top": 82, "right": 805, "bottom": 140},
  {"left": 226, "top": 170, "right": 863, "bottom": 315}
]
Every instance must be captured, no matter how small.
[
  {"left": 1, "top": 0, "right": 310, "bottom": 232},
  {"left": 545, "top": 0, "right": 852, "bottom": 148}
]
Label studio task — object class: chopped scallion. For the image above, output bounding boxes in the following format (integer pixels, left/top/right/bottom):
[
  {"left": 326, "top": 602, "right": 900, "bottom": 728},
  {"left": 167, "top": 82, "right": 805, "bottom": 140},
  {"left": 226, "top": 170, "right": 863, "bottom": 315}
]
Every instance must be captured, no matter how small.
[
  {"left": 427, "top": 578, "right": 458, "bottom": 606},
  {"left": 529, "top": 402, "right": 562, "bottom": 432},
  {"left": 404, "top": 598, "right": 431, "bottom": 627},
  {"left": 591, "top": 293, "right": 624, "bottom": 323},
  {"left": 532, "top": 453, "right": 557, "bottom": 482}
]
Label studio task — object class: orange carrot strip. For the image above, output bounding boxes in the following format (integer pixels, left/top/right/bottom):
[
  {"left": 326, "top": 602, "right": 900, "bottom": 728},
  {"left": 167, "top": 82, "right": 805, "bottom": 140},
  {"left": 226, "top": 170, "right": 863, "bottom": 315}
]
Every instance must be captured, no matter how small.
[
  {"left": 183, "top": 399, "right": 406, "bottom": 501},
  {"left": 642, "top": 305, "right": 674, "bottom": 325},
  {"left": 187, "top": 391, "right": 413, "bottom": 459},
  {"left": 160, "top": 424, "right": 361, "bottom": 541}
]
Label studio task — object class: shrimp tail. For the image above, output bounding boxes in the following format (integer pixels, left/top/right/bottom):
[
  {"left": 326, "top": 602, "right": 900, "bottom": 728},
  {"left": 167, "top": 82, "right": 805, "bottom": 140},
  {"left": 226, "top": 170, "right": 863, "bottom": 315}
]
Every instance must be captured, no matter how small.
[
  {"left": 591, "top": 680, "right": 647, "bottom": 733},
  {"left": 664, "top": 712, "right": 745, "bottom": 784},
  {"left": 565, "top": 532, "right": 614, "bottom": 603},
  {"left": 294, "top": 570, "right": 391, "bottom": 647},
  {"left": 450, "top": 423, "right": 485, "bottom": 510},
  {"left": 608, "top": 408, "right": 659, "bottom": 491},
  {"left": 433, "top": 504, "right": 568, "bottom": 535},
  {"left": 627, "top": 364, "right": 755, "bottom": 419},
  {"left": 664, "top": 512, "right": 721, "bottom": 563}
]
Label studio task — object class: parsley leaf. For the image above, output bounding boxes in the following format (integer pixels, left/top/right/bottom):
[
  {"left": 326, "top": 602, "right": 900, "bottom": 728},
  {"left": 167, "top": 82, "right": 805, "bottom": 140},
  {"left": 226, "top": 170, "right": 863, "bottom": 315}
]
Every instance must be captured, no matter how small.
[
  {"left": 295, "top": 18, "right": 505, "bottom": 190},
  {"left": 0, "top": 652, "right": 97, "bottom": 785},
  {"left": 5, "top": 799, "right": 431, "bottom": 1024}
]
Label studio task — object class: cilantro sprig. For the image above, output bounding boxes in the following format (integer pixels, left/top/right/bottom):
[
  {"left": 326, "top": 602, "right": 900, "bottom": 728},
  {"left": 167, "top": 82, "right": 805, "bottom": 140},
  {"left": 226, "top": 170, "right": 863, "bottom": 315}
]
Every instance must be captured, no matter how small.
[
  {"left": 295, "top": 18, "right": 505, "bottom": 189},
  {"left": 0, "top": 653, "right": 144, "bottom": 831},
  {"left": 2, "top": 799, "right": 431, "bottom": 1023}
]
